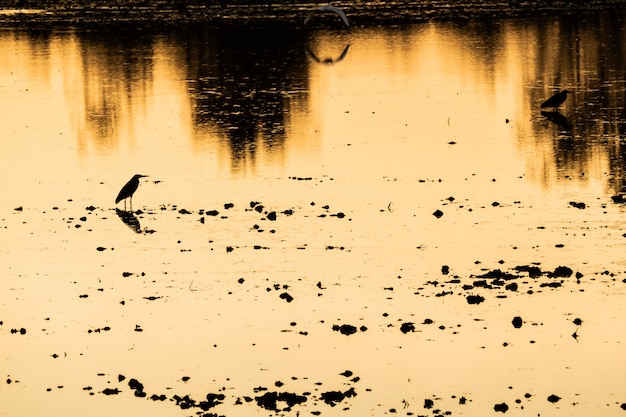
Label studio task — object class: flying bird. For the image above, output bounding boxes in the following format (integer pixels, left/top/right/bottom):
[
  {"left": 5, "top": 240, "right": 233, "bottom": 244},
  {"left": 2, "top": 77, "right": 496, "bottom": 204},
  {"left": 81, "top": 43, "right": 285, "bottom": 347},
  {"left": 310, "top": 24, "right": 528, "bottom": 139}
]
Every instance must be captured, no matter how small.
[
  {"left": 115, "top": 174, "right": 148, "bottom": 211},
  {"left": 541, "top": 90, "right": 571, "bottom": 111},
  {"left": 304, "top": 3, "right": 350, "bottom": 27}
]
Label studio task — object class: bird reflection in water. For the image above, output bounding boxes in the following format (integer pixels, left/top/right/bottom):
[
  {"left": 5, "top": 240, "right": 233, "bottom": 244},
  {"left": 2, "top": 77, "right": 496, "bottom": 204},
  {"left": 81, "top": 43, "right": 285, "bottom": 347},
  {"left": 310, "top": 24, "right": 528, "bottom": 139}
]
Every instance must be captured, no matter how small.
[
  {"left": 116, "top": 208, "right": 142, "bottom": 233},
  {"left": 541, "top": 110, "right": 572, "bottom": 130},
  {"left": 305, "top": 44, "right": 350, "bottom": 65}
]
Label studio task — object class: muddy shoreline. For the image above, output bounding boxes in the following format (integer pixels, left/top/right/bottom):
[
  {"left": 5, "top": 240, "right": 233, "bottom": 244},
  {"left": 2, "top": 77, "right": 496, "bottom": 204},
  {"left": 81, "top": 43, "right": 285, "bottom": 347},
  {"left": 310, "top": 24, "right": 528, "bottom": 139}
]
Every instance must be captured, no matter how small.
[{"left": 1, "top": 0, "right": 625, "bottom": 29}]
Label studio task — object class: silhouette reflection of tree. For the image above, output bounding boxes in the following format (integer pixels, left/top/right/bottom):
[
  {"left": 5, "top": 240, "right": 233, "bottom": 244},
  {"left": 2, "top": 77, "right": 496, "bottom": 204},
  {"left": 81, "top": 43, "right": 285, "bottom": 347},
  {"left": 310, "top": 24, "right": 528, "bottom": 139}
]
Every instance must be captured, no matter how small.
[
  {"left": 183, "top": 29, "right": 309, "bottom": 171},
  {"left": 76, "top": 30, "right": 155, "bottom": 148}
]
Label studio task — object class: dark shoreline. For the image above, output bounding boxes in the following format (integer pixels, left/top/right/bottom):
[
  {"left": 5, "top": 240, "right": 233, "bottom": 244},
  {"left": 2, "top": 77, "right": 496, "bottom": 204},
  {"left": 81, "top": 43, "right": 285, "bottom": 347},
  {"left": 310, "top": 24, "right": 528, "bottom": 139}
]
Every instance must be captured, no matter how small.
[{"left": 1, "top": 0, "right": 626, "bottom": 29}]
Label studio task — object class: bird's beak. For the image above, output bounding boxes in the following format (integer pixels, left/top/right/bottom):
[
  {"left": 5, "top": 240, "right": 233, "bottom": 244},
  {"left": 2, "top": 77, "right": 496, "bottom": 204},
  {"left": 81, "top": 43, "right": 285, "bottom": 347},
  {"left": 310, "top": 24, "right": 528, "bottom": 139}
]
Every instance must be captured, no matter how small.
[{"left": 140, "top": 175, "right": 149, "bottom": 178}]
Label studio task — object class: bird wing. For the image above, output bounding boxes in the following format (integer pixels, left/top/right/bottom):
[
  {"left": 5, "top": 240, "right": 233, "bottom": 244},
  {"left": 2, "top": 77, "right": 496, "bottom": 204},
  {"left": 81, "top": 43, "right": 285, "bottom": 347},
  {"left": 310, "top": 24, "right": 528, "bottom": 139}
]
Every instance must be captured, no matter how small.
[
  {"left": 324, "top": 4, "right": 350, "bottom": 27},
  {"left": 305, "top": 4, "right": 350, "bottom": 27},
  {"left": 116, "top": 179, "right": 138, "bottom": 203},
  {"left": 304, "top": 9, "right": 315, "bottom": 25},
  {"left": 115, "top": 188, "right": 126, "bottom": 203},
  {"left": 540, "top": 93, "right": 557, "bottom": 108}
]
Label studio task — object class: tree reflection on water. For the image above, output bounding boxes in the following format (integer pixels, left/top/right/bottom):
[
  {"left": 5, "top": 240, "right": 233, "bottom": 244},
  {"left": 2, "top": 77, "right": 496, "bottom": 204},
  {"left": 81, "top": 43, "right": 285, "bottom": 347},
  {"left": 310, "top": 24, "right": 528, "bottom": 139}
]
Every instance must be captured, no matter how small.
[
  {"left": 3, "top": 13, "right": 626, "bottom": 188},
  {"left": 179, "top": 28, "right": 309, "bottom": 170}
]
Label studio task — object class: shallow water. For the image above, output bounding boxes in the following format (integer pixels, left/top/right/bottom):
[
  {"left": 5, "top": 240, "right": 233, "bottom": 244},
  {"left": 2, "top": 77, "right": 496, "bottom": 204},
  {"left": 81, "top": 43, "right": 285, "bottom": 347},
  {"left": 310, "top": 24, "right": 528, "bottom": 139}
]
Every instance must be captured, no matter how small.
[{"left": 2, "top": 12, "right": 626, "bottom": 417}]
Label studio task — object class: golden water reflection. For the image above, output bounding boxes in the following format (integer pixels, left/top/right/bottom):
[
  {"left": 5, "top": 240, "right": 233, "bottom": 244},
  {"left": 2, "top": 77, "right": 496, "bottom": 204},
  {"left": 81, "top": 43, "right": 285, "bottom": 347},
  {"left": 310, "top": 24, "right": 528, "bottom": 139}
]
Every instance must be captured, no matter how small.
[
  {"left": 1, "top": 14, "right": 625, "bottom": 189},
  {"left": 2, "top": 14, "right": 626, "bottom": 417}
]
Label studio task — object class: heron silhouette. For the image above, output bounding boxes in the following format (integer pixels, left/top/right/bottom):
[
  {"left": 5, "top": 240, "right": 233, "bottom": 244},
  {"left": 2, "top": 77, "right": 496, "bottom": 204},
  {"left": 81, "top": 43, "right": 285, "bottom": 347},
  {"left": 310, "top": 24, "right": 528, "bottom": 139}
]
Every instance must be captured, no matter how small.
[
  {"left": 115, "top": 174, "right": 148, "bottom": 211},
  {"left": 541, "top": 90, "right": 571, "bottom": 111}
]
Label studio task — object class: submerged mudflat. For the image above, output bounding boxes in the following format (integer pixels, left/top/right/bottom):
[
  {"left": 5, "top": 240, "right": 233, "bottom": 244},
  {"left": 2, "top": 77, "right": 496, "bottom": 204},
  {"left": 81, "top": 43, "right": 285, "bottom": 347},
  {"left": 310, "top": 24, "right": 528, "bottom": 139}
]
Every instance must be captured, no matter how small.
[{"left": 3, "top": 193, "right": 626, "bottom": 417}]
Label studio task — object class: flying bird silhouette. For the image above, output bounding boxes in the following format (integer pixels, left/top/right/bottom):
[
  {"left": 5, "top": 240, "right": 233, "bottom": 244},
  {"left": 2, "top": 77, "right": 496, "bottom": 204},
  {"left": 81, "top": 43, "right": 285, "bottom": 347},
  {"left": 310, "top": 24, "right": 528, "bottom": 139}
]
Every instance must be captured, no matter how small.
[
  {"left": 304, "top": 3, "right": 350, "bottom": 27},
  {"left": 115, "top": 174, "right": 148, "bottom": 211},
  {"left": 541, "top": 90, "right": 571, "bottom": 111}
]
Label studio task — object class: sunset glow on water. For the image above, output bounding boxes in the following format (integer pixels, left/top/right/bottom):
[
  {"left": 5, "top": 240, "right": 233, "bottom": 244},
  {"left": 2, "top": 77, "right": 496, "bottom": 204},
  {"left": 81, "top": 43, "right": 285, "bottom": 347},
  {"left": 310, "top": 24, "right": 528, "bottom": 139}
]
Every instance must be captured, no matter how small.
[{"left": 2, "top": 13, "right": 626, "bottom": 417}]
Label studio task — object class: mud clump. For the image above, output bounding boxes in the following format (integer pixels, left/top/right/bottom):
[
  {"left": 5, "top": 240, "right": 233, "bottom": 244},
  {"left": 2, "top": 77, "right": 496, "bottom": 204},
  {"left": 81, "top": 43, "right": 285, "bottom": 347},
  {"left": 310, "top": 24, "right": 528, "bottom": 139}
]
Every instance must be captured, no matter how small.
[
  {"left": 255, "top": 391, "right": 307, "bottom": 411},
  {"left": 514, "top": 265, "right": 542, "bottom": 278},
  {"left": 320, "top": 387, "right": 357, "bottom": 406},
  {"left": 128, "top": 378, "right": 145, "bottom": 397},
  {"left": 332, "top": 324, "right": 360, "bottom": 335},
  {"left": 279, "top": 292, "right": 294, "bottom": 302},
  {"left": 550, "top": 266, "right": 573, "bottom": 278},
  {"left": 494, "top": 402, "right": 509, "bottom": 412},
  {"left": 466, "top": 294, "right": 485, "bottom": 304},
  {"left": 569, "top": 201, "right": 586, "bottom": 209},
  {"left": 102, "top": 388, "right": 120, "bottom": 395},
  {"left": 400, "top": 322, "right": 415, "bottom": 334},
  {"left": 547, "top": 394, "right": 561, "bottom": 403}
]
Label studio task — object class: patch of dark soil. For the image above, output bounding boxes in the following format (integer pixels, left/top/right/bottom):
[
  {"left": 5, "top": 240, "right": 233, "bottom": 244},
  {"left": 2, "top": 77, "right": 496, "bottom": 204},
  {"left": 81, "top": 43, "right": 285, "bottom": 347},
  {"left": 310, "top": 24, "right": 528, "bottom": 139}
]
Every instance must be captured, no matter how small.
[
  {"left": 494, "top": 402, "right": 509, "bottom": 412},
  {"left": 255, "top": 391, "right": 307, "bottom": 411},
  {"left": 320, "top": 387, "right": 356, "bottom": 406},
  {"left": 466, "top": 294, "right": 485, "bottom": 304},
  {"left": 332, "top": 323, "right": 358, "bottom": 335}
]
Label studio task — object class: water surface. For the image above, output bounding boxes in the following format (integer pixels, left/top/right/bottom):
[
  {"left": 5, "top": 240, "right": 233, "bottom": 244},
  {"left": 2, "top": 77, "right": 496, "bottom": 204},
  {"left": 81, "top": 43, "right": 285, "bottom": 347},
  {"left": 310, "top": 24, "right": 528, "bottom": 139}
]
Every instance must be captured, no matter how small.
[{"left": 2, "top": 13, "right": 626, "bottom": 417}]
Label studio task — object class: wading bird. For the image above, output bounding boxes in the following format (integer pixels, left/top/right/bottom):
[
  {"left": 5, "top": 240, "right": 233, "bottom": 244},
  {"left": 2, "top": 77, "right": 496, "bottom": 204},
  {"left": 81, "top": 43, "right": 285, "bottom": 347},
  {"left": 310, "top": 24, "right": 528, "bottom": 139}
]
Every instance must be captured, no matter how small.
[
  {"left": 304, "top": 2, "right": 350, "bottom": 27},
  {"left": 541, "top": 90, "right": 571, "bottom": 111},
  {"left": 115, "top": 174, "right": 148, "bottom": 211}
]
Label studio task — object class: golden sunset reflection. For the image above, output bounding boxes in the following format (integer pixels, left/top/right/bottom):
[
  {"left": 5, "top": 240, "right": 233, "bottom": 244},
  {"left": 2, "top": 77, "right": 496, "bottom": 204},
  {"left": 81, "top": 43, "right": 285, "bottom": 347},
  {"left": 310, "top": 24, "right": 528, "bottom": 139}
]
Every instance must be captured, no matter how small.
[{"left": 2, "top": 13, "right": 626, "bottom": 417}]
